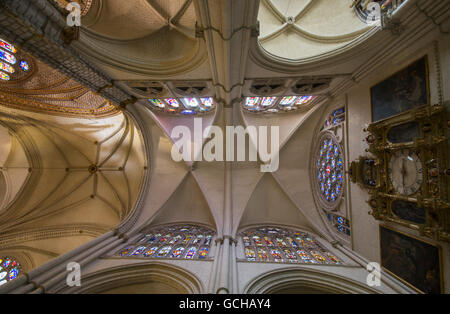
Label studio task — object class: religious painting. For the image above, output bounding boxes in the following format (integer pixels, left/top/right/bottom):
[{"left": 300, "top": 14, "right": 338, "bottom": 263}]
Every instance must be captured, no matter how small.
[
  {"left": 371, "top": 57, "right": 429, "bottom": 122},
  {"left": 380, "top": 226, "right": 443, "bottom": 293},
  {"left": 391, "top": 201, "right": 426, "bottom": 225}
]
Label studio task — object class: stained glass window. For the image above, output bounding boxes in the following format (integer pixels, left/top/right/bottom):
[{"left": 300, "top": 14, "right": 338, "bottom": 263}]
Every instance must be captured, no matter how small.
[
  {"left": 0, "top": 257, "right": 22, "bottom": 286},
  {"left": 315, "top": 133, "right": 344, "bottom": 207},
  {"left": 279, "top": 96, "right": 297, "bottom": 106},
  {"left": 243, "top": 96, "right": 315, "bottom": 113},
  {"left": 324, "top": 107, "right": 346, "bottom": 129},
  {"left": 316, "top": 106, "right": 351, "bottom": 237},
  {"left": 261, "top": 97, "right": 277, "bottom": 107},
  {"left": 0, "top": 61, "right": 14, "bottom": 74},
  {"left": 0, "top": 39, "right": 17, "bottom": 54},
  {"left": 149, "top": 99, "right": 165, "bottom": 108},
  {"left": 148, "top": 97, "right": 215, "bottom": 115},
  {"left": 0, "top": 72, "right": 10, "bottom": 81},
  {"left": 115, "top": 224, "right": 215, "bottom": 260},
  {"left": 0, "top": 38, "right": 33, "bottom": 82},
  {"left": 19, "top": 61, "right": 30, "bottom": 72},
  {"left": 0, "top": 49, "right": 16, "bottom": 65},
  {"left": 200, "top": 97, "right": 213, "bottom": 108},
  {"left": 240, "top": 227, "right": 342, "bottom": 264},
  {"left": 163, "top": 98, "right": 178, "bottom": 108},
  {"left": 326, "top": 211, "right": 351, "bottom": 236}
]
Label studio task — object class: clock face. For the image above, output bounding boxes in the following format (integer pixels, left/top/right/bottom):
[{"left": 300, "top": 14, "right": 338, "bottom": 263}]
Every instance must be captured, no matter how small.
[{"left": 388, "top": 149, "right": 423, "bottom": 196}]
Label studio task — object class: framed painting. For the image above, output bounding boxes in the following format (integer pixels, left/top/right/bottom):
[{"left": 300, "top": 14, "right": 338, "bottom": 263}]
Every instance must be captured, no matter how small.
[
  {"left": 371, "top": 56, "right": 430, "bottom": 122},
  {"left": 380, "top": 225, "right": 443, "bottom": 294}
]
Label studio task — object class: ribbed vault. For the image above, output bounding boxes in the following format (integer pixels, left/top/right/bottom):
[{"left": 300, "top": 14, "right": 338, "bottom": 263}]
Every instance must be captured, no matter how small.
[
  {"left": 0, "top": 108, "right": 146, "bottom": 271},
  {"left": 258, "top": 0, "right": 372, "bottom": 60}
]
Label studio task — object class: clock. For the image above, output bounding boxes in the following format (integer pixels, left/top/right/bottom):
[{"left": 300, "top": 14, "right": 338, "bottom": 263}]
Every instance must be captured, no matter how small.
[
  {"left": 352, "top": 104, "right": 450, "bottom": 242},
  {"left": 388, "top": 149, "right": 423, "bottom": 195}
]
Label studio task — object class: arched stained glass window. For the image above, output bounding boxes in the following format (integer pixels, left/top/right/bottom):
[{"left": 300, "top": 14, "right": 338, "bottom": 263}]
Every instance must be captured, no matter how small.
[
  {"left": 0, "top": 257, "right": 22, "bottom": 286},
  {"left": 314, "top": 107, "right": 351, "bottom": 239},
  {"left": 148, "top": 97, "right": 215, "bottom": 115},
  {"left": 240, "top": 227, "right": 342, "bottom": 265},
  {"left": 243, "top": 95, "right": 315, "bottom": 113},
  {"left": 0, "top": 38, "right": 33, "bottom": 82},
  {"left": 0, "top": 39, "right": 17, "bottom": 53},
  {"left": 115, "top": 224, "right": 215, "bottom": 260}
]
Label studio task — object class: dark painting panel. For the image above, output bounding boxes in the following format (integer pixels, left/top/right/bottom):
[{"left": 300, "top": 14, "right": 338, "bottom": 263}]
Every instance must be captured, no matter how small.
[
  {"left": 380, "top": 226, "right": 442, "bottom": 293},
  {"left": 391, "top": 201, "right": 426, "bottom": 225},
  {"left": 371, "top": 57, "right": 429, "bottom": 122},
  {"left": 387, "top": 122, "right": 420, "bottom": 144}
]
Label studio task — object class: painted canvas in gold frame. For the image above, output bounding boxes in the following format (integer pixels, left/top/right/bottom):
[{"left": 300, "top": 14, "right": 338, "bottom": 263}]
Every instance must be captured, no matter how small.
[
  {"left": 379, "top": 225, "right": 443, "bottom": 294},
  {"left": 370, "top": 56, "right": 430, "bottom": 122}
]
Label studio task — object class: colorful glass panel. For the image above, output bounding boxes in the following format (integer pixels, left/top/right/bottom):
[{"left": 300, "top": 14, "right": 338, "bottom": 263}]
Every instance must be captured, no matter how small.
[
  {"left": 204, "top": 235, "right": 212, "bottom": 246},
  {"left": 0, "top": 39, "right": 16, "bottom": 53},
  {"left": 198, "top": 247, "right": 209, "bottom": 259},
  {"left": 0, "top": 257, "right": 21, "bottom": 286},
  {"left": 311, "top": 251, "right": 327, "bottom": 264},
  {"left": 182, "top": 98, "right": 199, "bottom": 108},
  {"left": 19, "top": 60, "right": 30, "bottom": 72},
  {"left": 192, "top": 235, "right": 202, "bottom": 244},
  {"left": 118, "top": 247, "right": 133, "bottom": 256},
  {"left": 264, "top": 236, "right": 274, "bottom": 246},
  {"left": 241, "top": 227, "right": 341, "bottom": 264},
  {"left": 0, "top": 49, "right": 16, "bottom": 65},
  {"left": 130, "top": 246, "right": 146, "bottom": 256},
  {"left": 157, "top": 246, "right": 172, "bottom": 257},
  {"left": 245, "top": 248, "right": 256, "bottom": 261},
  {"left": 279, "top": 96, "right": 297, "bottom": 106},
  {"left": 257, "top": 248, "right": 269, "bottom": 261},
  {"left": 143, "top": 247, "right": 158, "bottom": 257},
  {"left": 261, "top": 97, "right": 277, "bottom": 107},
  {"left": 0, "top": 72, "right": 10, "bottom": 81},
  {"left": 0, "top": 61, "right": 14, "bottom": 73},
  {"left": 171, "top": 247, "right": 185, "bottom": 258},
  {"left": 149, "top": 99, "right": 165, "bottom": 108},
  {"left": 245, "top": 97, "right": 260, "bottom": 108},
  {"left": 185, "top": 247, "right": 197, "bottom": 259},
  {"left": 116, "top": 225, "right": 215, "bottom": 261},
  {"left": 253, "top": 236, "right": 263, "bottom": 246},
  {"left": 295, "top": 95, "right": 314, "bottom": 105},
  {"left": 270, "top": 249, "right": 283, "bottom": 262},
  {"left": 200, "top": 97, "right": 213, "bottom": 108},
  {"left": 165, "top": 98, "right": 180, "bottom": 108},
  {"left": 316, "top": 134, "right": 344, "bottom": 205},
  {"left": 181, "top": 109, "right": 196, "bottom": 115}
]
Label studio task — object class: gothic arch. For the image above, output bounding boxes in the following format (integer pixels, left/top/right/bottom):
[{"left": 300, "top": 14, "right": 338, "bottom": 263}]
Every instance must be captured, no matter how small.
[
  {"left": 57, "top": 262, "right": 204, "bottom": 294},
  {"left": 244, "top": 267, "right": 379, "bottom": 294}
]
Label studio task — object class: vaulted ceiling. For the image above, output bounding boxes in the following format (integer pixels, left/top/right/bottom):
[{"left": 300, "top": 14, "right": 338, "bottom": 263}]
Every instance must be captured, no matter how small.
[{"left": 0, "top": 0, "right": 447, "bottom": 277}]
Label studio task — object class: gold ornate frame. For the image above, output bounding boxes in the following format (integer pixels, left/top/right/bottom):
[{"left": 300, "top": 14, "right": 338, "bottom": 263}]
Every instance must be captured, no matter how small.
[{"left": 379, "top": 224, "right": 444, "bottom": 294}]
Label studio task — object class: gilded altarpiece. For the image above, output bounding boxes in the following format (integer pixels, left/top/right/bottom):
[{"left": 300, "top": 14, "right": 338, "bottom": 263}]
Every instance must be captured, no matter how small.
[{"left": 351, "top": 105, "right": 449, "bottom": 242}]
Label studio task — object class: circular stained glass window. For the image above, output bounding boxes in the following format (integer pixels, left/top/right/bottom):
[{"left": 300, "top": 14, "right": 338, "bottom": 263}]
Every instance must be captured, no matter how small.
[
  {"left": 314, "top": 133, "right": 344, "bottom": 209},
  {"left": 19, "top": 60, "right": 30, "bottom": 72},
  {"left": 0, "top": 257, "right": 21, "bottom": 286}
]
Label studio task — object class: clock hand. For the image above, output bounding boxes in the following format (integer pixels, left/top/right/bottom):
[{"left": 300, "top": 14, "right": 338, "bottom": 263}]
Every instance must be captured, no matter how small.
[{"left": 401, "top": 158, "right": 406, "bottom": 189}]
